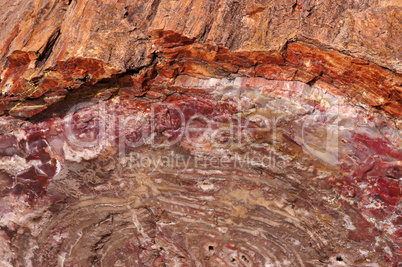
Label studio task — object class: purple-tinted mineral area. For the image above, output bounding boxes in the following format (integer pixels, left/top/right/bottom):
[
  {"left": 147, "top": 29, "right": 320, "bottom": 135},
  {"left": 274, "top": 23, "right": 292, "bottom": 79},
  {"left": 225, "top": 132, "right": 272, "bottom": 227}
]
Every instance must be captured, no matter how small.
[{"left": 0, "top": 0, "right": 401, "bottom": 266}]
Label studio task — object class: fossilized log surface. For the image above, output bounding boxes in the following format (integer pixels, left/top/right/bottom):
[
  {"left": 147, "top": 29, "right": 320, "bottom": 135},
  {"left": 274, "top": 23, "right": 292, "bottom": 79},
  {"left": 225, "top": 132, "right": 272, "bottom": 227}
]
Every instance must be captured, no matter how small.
[{"left": 0, "top": 0, "right": 401, "bottom": 266}]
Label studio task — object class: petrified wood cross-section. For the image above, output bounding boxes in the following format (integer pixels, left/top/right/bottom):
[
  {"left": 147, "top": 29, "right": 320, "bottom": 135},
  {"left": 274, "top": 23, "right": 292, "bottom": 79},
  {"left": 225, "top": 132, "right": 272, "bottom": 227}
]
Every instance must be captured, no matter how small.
[{"left": 0, "top": 0, "right": 401, "bottom": 266}]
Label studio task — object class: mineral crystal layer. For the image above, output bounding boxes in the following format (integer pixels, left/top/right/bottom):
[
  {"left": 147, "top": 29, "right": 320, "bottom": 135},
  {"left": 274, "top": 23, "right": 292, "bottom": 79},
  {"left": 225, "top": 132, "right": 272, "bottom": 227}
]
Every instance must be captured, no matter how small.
[{"left": 0, "top": 0, "right": 401, "bottom": 266}]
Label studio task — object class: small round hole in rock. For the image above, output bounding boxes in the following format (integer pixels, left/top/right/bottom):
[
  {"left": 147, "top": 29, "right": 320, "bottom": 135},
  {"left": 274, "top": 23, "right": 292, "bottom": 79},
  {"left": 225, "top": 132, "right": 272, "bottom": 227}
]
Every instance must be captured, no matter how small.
[
  {"left": 241, "top": 255, "right": 249, "bottom": 263},
  {"left": 208, "top": 246, "right": 214, "bottom": 251},
  {"left": 336, "top": 256, "right": 343, "bottom": 261}
]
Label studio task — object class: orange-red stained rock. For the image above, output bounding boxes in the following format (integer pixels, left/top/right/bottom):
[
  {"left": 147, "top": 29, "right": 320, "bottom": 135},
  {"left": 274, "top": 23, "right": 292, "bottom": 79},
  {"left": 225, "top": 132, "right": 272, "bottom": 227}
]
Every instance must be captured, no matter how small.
[{"left": 6, "top": 51, "right": 37, "bottom": 68}]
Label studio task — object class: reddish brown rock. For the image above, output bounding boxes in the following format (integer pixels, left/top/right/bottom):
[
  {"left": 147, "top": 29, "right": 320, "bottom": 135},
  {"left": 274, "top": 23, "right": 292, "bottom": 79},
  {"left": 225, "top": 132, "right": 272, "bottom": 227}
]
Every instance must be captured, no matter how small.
[{"left": 0, "top": 0, "right": 401, "bottom": 266}]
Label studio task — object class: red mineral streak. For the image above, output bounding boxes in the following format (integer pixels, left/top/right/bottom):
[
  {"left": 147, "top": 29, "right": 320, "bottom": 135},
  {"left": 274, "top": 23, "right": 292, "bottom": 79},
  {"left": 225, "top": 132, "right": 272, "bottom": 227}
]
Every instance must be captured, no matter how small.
[
  {"left": 14, "top": 166, "right": 50, "bottom": 206},
  {"left": 352, "top": 133, "right": 402, "bottom": 160},
  {"left": 0, "top": 30, "right": 400, "bottom": 120}
]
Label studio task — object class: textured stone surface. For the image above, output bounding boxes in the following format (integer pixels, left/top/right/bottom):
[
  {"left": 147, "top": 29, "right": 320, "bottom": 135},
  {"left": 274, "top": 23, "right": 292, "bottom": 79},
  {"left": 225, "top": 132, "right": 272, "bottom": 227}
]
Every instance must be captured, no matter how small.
[{"left": 0, "top": 0, "right": 401, "bottom": 266}]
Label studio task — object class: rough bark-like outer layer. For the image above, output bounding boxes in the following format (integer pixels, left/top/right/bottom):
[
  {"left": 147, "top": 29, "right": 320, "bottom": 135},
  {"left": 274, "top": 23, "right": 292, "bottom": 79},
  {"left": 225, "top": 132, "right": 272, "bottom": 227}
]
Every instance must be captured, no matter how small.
[{"left": 0, "top": 0, "right": 401, "bottom": 266}]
